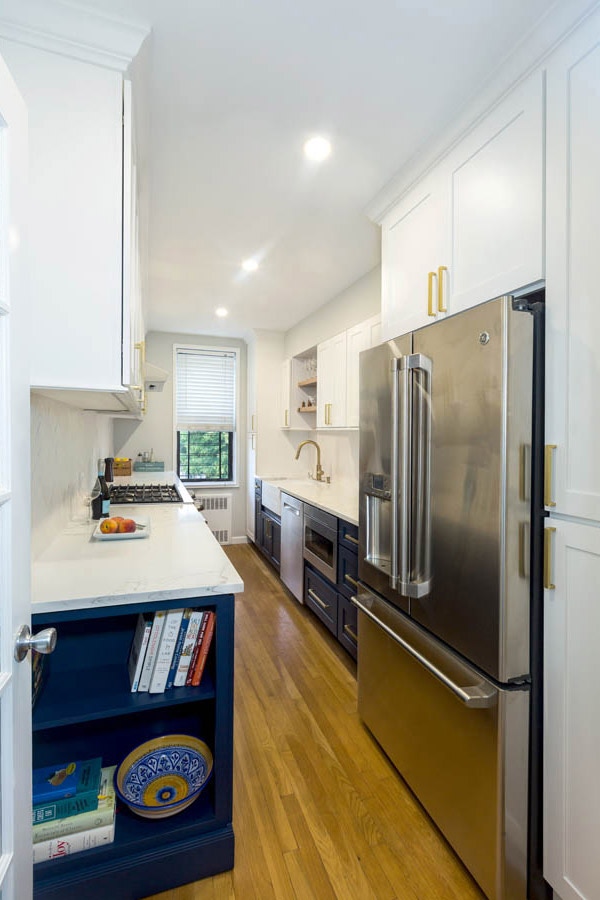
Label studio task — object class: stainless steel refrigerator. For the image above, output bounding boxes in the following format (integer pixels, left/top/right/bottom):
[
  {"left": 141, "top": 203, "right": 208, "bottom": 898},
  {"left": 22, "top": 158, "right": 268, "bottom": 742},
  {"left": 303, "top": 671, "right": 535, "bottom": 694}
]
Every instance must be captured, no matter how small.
[{"left": 355, "top": 294, "right": 546, "bottom": 900}]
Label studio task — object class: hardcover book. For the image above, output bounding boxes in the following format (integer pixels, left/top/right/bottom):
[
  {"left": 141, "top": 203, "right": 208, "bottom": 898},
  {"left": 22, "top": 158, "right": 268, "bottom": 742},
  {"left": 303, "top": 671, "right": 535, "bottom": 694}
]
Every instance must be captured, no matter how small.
[
  {"left": 185, "top": 612, "right": 209, "bottom": 687},
  {"left": 32, "top": 758, "right": 102, "bottom": 826},
  {"left": 33, "top": 821, "right": 115, "bottom": 863},
  {"left": 32, "top": 757, "right": 101, "bottom": 806},
  {"left": 128, "top": 613, "right": 153, "bottom": 693},
  {"left": 190, "top": 611, "right": 215, "bottom": 687},
  {"left": 165, "top": 609, "right": 191, "bottom": 690},
  {"left": 149, "top": 608, "right": 185, "bottom": 694},
  {"left": 33, "top": 766, "right": 116, "bottom": 845},
  {"left": 173, "top": 610, "right": 205, "bottom": 687},
  {"left": 137, "top": 610, "right": 166, "bottom": 692}
]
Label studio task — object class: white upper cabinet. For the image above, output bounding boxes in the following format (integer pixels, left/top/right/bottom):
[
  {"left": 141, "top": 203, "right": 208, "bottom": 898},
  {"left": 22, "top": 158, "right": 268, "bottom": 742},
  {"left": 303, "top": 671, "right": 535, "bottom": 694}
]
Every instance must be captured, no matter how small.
[
  {"left": 346, "top": 314, "right": 381, "bottom": 427},
  {"left": 381, "top": 168, "right": 449, "bottom": 341},
  {"left": 0, "top": 40, "right": 142, "bottom": 414},
  {"left": 317, "top": 331, "right": 347, "bottom": 428},
  {"left": 381, "top": 70, "right": 544, "bottom": 340},
  {"left": 544, "top": 8, "right": 600, "bottom": 522},
  {"left": 446, "top": 70, "right": 544, "bottom": 315}
]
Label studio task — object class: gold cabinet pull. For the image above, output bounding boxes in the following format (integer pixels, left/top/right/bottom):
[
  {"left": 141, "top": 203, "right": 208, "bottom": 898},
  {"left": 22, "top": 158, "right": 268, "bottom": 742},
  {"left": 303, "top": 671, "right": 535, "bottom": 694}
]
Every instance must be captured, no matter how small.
[
  {"left": 308, "top": 588, "right": 329, "bottom": 610},
  {"left": 343, "top": 624, "right": 358, "bottom": 642},
  {"left": 344, "top": 574, "right": 358, "bottom": 589},
  {"left": 544, "top": 527, "right": 556, "bottom": 590},
  {"left": 437, "top": 265, "right": 448, "bottom": 312},
  {"left": 345, "top": 534, "right": 359, "bottom": 546},
  {"left": 284, "top": 409, "right": 289, "bottom": 427},
  {"left": 251, "top": 414, "right": 256, "bottom": 432},
  {"left": 427, "top": 271, "right": 436, "bottom": 317},
  {"left": 544, "top": 444, "right": 557, "bottom": 507}
]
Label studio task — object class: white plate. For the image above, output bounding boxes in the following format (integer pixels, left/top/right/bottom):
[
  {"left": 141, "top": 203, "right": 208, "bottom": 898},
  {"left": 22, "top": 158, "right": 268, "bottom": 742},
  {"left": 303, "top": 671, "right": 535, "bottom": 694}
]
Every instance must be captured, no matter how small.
[{"left": 92, "top": 515, "right": 151, "bottom": 540}]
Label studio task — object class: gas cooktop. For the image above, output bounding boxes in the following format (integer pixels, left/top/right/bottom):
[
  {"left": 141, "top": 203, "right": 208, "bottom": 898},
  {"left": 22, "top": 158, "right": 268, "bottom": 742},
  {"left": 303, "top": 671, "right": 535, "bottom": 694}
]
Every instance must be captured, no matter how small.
[{"left": 109, "top": 483, "right": 183, "bottom": 504}]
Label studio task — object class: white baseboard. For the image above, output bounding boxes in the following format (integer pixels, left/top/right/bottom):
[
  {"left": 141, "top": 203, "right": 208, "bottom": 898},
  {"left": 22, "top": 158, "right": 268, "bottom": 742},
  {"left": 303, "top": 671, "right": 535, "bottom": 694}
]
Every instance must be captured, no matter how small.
[{"left": 228, "top": 535, "right": 249, "bottom": 545}]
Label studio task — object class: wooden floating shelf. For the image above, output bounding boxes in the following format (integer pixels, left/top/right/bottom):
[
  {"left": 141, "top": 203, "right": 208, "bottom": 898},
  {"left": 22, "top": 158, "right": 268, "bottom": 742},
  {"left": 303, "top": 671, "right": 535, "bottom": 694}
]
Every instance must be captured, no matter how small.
[
  {"left": 297, "top": 377, "right": 317, "bottom": 388},
  {"left": 297, "top": 406, "right": 317, "bottom": 414}
]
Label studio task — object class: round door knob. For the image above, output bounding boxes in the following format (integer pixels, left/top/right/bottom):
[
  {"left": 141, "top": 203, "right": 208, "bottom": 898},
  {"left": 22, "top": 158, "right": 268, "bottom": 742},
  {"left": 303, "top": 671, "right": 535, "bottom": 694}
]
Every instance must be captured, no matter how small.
[{"left": 14, "top": 625, "right": 57, "bottom": 662}]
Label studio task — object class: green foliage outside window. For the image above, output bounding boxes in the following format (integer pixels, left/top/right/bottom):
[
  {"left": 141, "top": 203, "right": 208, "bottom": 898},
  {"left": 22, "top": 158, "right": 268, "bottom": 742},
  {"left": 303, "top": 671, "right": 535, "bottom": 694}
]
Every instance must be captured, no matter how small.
[{"left": 178, "top": 431, "right": 232, "bottom": 482}]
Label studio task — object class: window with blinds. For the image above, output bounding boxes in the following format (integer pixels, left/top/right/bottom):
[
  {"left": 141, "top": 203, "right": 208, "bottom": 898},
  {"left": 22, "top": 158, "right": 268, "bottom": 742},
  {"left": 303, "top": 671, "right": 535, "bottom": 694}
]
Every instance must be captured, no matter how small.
[{"left": 175, "top": 346, "right": 238, "bottom": 482}]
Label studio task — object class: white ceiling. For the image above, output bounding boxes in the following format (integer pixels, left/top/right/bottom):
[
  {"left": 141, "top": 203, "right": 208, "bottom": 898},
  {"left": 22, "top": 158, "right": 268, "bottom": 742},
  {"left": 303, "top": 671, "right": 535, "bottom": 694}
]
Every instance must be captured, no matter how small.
[{"left": 79, "top": 0, "right": 558, "bottom": 338}]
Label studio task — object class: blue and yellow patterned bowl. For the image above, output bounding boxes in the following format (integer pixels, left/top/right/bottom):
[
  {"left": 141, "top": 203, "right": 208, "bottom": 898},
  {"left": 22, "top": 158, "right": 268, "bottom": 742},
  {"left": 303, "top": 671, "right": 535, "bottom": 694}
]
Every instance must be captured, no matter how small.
[{"left": 115, "top": 734, "right": 213, "bottom": 819}]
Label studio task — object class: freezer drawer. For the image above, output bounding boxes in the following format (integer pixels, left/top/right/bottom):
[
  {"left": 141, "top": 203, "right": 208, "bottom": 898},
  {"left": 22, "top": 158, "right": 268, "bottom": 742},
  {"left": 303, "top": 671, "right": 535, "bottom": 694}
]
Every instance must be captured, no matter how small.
[{"left": 354, "top": 587, "right": 529, "bottom": 900}]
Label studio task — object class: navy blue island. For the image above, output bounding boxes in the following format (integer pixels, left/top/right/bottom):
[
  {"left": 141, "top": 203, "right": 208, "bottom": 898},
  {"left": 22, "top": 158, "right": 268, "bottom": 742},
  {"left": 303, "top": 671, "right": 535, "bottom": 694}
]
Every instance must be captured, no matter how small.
[{"left": 30, "top": 500, "right": 244, "bottom": 900}]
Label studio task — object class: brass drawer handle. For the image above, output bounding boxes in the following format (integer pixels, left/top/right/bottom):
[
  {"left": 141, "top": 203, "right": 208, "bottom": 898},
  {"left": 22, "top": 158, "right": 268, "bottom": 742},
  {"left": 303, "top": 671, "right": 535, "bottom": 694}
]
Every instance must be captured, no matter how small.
[
  {"left": 345, "top": 534, "right": 359, "bottom": 546},
  {"left": 344, "top": 574, "right": 358, "bottom": 589},
  {"left": 544, "top": 444, "right": 557, "bottom": 507},
  {"left": 343, "top": 624, "right": 357, "bottom": 643},
  {"left": 544, "top": 527, "right": 556, "bottom": 590},
  {"left": 437, "top": 265, "right": 448, "bottom": 312},
  {"left": 308, "top": 588, "right": 329, "bottom": 610},
  {"left": 427, "top": 271, "right": 436, "bottom": 317}
]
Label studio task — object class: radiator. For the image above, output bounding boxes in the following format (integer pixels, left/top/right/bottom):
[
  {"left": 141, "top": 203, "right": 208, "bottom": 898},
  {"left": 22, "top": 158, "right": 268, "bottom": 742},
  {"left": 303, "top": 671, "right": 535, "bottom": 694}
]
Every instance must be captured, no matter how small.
[{"left": 194, "top": 493, "right": 232, "bottom": 544}]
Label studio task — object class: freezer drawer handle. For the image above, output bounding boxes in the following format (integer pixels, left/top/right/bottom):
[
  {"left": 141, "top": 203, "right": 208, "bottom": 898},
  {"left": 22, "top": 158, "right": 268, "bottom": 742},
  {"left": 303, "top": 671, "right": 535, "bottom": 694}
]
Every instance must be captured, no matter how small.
[
  {"left": 351, "top": 595, "right": 497, "bottom": 709},
  {"left": 283, "top": 503, "right": 300, "bottom": 516}
]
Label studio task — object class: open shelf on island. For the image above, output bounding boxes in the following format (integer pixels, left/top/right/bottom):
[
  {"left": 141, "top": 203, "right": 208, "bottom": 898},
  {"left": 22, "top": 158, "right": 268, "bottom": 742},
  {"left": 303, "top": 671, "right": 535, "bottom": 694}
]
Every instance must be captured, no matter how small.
[{"left": 297, "top": 406, "right": 317, "bottom": 414}]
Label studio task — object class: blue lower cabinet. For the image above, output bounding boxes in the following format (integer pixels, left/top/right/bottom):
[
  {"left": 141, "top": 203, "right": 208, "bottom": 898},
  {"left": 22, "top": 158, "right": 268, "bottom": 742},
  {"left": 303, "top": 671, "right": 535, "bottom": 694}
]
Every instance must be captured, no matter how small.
[
  {"left": 337, "top": 594, "right": 358, "bottom": 660},
  {"left": 304, "top": 566, "right": 338, "bottom": 636},
  {"left": 337, "top": 546, "right": 358, "bottom": 600},
  {"left": 31, "top": 595, "right": 235, "bottom": 900}
]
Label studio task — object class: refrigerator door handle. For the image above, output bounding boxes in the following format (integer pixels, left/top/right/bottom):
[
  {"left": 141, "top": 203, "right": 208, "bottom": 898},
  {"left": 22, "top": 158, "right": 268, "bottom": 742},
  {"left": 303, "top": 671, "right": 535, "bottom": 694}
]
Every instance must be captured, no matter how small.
[
  {"left": 389, "top": 357, "right": 400, "bottom": 590},
  {"left": 391, "top": 356, "right": 411, "bottom": 593},
  {"left": 352, "top": 594, "right": 497, "bottom": 708},
  {"left": 399, "top": 353, "right": 433, "bottom": 599}
]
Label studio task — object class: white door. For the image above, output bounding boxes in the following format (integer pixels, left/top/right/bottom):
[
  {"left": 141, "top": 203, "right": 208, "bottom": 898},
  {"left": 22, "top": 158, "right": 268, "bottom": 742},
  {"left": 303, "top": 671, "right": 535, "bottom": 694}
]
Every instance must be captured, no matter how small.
[{"left": 0, "top": 52, "right": 33, "bottom": 899}]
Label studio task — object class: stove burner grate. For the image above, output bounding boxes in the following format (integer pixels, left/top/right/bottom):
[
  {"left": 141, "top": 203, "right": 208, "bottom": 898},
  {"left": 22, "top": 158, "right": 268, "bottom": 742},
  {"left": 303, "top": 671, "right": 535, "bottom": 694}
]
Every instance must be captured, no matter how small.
[{"left": 109, "top": 483, "right": 182, "bottom": 504}]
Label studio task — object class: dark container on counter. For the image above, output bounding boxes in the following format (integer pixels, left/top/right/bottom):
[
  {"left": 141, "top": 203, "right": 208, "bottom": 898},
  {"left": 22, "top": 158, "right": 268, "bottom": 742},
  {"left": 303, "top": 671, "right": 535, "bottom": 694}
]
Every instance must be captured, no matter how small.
[{"left": 104, "top": 457, "right": 114, "bottom": 482}]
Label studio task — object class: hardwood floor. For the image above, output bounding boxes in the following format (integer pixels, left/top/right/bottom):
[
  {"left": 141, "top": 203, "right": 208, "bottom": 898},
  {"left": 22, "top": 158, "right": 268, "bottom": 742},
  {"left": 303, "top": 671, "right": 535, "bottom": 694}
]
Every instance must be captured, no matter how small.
[{"left": 147, "top": 544, "right": 484, "bottom": 900}]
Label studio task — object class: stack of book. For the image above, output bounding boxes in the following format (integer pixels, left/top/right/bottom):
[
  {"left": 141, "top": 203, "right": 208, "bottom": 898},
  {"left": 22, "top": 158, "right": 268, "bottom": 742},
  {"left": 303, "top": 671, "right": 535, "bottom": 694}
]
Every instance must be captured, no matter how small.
[
  {"left": 32, "top": 758, "right": 116, "bottom": 863},
  {"left": 128, "top": 608, "right": 216, "bottom": 694}
]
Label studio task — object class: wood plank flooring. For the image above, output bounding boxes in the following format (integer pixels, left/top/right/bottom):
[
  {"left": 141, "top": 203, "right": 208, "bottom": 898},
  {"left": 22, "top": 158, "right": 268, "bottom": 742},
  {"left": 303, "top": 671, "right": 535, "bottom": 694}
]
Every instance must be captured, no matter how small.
[{"left": 147, "top": 544, "right": 484, "bottom": 900}]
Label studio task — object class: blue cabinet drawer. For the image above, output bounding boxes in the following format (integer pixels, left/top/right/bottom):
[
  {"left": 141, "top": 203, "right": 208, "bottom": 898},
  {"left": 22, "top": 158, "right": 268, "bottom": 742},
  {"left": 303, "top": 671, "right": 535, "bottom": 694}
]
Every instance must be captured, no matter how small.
[
  {"left": 337, "top": 546, "right": 358, "bottom": 600},
  {"left": 304, "top": 566, "right": 338, "bottom": 636},
  {"left": 337, "top": 594, "right": 358, "bottom": 660},
  {"left": 338, "top": 519, "right": 359, "bottom": 554}
]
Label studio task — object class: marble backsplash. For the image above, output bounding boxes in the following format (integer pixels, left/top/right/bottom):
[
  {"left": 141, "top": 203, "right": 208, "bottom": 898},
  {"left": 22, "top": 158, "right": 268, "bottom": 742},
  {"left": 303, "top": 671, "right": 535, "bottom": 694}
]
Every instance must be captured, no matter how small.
[{"left": 31, "top": 393, "right": 113, "bottom": 560}]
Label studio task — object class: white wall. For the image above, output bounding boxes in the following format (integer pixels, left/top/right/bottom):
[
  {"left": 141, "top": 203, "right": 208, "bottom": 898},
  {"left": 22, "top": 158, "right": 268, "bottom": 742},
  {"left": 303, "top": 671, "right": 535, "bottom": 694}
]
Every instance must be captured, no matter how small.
[
  {"left": 113, "top": 330, "right": 248, "bottom": 539},
  {"left": 31, "top": 393, "right": 113, "bottom": 560},
  {"left": 284, "top": 265, "right": 381, "bottom": 359}
]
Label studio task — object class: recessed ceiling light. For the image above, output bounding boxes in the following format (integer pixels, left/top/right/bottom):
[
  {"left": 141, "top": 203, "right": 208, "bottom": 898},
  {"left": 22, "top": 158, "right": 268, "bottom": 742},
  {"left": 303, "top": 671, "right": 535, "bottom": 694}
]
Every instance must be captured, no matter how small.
[
  {"left": 303, "top": 136, "right": 332, "bottom": 162},
  {"left": 242, "top": 258, "right": 259, "bottom": 272},
  {"left": 215, "top": 307, "right": 228, "bottom": 318}
]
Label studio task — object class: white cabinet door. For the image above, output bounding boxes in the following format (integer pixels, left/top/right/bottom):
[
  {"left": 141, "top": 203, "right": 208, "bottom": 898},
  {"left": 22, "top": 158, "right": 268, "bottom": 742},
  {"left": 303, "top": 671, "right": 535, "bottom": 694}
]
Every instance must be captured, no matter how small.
[
  {"left": 381, "top": 169, "right": 449, "bottom": 341},
  {"left": 446, "top": 70, "right": 544, "bottom": 316},
  {"left": 317, "top": 331, "right": 347, "bottom": 428},
  {"left": 545, "top": 9, "right": 600, "bottom": 521},
  {"left": 544, "top": 518, "right": 600, "bottom": 900},
  {"left": 0, "top": 41, "right": 125, "bottom": 394},
  {"left": 346, "top": 315, "right": 380, "bottom": 428},
  {"left": 281, "top": 358, "right": 291, "bottom": 428}
]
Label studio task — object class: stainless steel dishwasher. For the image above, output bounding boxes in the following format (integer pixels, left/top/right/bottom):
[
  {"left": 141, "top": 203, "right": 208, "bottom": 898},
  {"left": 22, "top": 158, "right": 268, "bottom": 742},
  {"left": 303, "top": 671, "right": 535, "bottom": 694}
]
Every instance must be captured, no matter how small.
[{"left": 280, "top": 492, "right": 304, "bottom": 602}]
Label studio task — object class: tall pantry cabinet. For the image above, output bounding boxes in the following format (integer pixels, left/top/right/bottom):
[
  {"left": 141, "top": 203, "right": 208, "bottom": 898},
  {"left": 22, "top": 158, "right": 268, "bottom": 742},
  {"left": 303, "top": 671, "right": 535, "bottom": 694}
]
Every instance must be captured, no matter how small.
[{"left": 543, "top": 8, "right": 600, "bottom": 900}]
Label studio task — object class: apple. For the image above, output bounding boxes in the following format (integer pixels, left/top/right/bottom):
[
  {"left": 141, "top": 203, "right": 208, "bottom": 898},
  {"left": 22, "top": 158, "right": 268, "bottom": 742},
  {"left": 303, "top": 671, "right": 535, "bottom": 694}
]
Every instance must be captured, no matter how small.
[
  {"left": 99, "top": 518, "right": 118, "bottom": 534},
  {"left": 112, "top": 516, "right": 124, "bottom": 522},
  {"left": 118, "top": 518, "right": 137, "bottom": 533}
]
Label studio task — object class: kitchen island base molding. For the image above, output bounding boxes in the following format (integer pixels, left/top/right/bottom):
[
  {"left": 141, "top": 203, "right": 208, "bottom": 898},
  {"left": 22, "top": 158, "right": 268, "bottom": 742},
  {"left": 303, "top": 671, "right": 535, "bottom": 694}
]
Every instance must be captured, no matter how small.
[{"left": 33, "top": 825, "right": 235, "bottom": 900}]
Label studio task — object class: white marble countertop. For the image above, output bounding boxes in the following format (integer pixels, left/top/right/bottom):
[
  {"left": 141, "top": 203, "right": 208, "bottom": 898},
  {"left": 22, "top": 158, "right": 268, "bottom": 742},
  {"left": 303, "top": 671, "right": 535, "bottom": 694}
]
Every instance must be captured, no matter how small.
[
  {"left": 259, "top": 477, "right": 359, "bottom": 525},
  {"left": 32, "top": 473, "right": 243, "bottom": 614}
]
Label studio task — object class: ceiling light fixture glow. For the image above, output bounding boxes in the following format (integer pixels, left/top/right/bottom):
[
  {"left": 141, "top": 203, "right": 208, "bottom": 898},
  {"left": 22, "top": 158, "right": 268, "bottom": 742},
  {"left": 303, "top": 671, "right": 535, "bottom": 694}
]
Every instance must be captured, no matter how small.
[
  {"left": 303, "top": 136, "right": 332, "bottom": 162},
  {"left": 215, "top": 307, "right": 228, "bottom": 317},
  {"left": 242, "top": 258, "right": 259, "bottom": 272}
]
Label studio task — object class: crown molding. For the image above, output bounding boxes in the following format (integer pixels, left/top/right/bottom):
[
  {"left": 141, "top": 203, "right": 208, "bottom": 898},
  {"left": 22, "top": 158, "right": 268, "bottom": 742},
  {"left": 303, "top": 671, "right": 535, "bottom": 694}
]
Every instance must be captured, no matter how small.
[
  {"left": 0, "top": 0, "right": 149, "bottom": 72},
  {"left": 366, "top": 0, "right": 600, "bottom": 223}
]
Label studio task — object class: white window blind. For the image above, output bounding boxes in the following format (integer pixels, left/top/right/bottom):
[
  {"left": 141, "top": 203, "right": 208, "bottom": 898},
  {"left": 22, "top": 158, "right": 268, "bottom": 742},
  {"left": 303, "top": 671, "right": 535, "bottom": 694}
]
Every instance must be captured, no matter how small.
[{"left": 176, "top": 348, "right": 237, "bottom": 432}]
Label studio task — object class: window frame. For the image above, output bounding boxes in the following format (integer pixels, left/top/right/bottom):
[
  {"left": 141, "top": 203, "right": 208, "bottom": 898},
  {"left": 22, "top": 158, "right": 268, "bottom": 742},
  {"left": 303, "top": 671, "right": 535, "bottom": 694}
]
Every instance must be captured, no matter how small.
[{"left": 173, "top": 343, "right": 240, "bottom": 487}]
